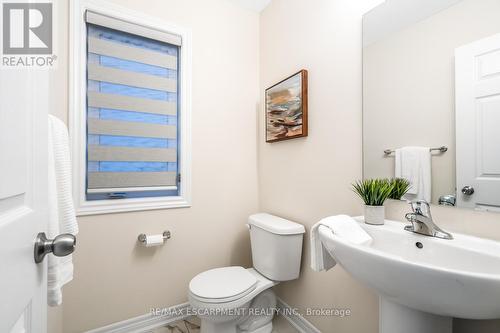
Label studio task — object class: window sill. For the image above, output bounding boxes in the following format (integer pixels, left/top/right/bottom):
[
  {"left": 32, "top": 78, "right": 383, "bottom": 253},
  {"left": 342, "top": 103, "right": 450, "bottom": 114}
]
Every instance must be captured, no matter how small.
[{"left": 75, "top": 195, "right": 191, "bottom": 216}]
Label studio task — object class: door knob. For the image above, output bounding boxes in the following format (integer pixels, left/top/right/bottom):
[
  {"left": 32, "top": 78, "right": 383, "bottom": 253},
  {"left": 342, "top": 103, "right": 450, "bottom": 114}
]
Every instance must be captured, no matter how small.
[
  {"left": 34, "top": 232, "right": 76, "bottom": 264},
  {"left": 461, "top": 186, "right": 475, "bottom": 196}
]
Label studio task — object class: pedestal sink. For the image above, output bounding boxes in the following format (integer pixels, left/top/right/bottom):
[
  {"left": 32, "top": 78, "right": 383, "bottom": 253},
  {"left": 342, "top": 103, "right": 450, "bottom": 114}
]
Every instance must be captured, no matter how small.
[{"left": 318, "top": 218, "right": 500, "bottom": 333}]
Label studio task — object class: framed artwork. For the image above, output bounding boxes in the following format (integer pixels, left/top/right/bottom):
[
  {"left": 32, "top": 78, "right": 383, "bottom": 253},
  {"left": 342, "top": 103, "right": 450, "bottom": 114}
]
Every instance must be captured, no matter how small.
[{"left": 265, "top": 69, "right": 308, "bottom": 142}]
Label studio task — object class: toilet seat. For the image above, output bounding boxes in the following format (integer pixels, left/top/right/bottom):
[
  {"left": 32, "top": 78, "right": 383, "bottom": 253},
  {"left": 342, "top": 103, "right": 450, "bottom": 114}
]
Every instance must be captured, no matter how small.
[
  {"left": 188, "top": 268, "right": 279, "bottom": 333},
  {"left": 189, "top": 266, "right": 258, "bottom": 304}
]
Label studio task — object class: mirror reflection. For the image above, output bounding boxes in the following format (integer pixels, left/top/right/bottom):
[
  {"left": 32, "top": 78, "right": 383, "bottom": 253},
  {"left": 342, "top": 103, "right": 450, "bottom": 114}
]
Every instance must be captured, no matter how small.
[{"left": 363, "top": 0, "right": 500, "bottom": 212}]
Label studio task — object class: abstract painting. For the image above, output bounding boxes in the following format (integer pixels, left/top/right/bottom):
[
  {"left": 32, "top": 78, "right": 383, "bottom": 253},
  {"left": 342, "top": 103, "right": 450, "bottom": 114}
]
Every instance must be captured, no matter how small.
[{"left": 265, "top": 70, "right": 308, "bottom": 142}]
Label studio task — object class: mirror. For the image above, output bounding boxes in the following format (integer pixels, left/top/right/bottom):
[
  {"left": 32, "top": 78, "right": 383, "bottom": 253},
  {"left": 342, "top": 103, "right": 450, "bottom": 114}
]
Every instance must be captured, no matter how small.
[{"left": 363, "top": 0, "right": 500, "bottom": 212}]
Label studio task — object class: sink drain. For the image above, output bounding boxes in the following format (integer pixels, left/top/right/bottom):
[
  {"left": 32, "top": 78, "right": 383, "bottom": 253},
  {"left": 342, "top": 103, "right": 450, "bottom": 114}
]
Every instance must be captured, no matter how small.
[{"left": 415, "top": 242, "right": 423, "bottom": 249}]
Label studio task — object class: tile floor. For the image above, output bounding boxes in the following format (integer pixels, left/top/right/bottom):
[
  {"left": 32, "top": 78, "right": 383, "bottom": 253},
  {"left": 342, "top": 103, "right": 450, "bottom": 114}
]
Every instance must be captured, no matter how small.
[
  {"left": 272, "top": 315, "right": 300, "bottom": 333},
  {"left": 152, "top": 315, "right": 299, "bottom": 333},
  {"left": 152, "top": 317, "right": 200, "bottom": 333}
]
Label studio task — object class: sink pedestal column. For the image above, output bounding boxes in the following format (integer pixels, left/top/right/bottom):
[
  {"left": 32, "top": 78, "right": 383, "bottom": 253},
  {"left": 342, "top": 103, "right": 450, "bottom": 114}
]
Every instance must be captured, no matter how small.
[{"left": 379, "top": 297, "right": 452, "bottom": 333}]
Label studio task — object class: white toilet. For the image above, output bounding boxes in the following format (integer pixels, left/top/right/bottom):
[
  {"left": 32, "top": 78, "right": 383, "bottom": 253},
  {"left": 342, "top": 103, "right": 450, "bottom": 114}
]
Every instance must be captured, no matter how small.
[{"left": 188, "top": 213, "right": 305, "bottom": 333}]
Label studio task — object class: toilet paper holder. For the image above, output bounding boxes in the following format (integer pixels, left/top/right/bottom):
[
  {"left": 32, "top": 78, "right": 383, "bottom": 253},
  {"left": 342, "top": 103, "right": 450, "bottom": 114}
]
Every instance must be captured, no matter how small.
[{"left": 137, "top": 231, "right": 171, "bottom": 245}]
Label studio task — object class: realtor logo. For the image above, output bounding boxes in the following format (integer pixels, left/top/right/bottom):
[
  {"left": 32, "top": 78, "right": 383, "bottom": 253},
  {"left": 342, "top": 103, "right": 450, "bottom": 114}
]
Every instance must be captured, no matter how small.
[
  {"left": 1, "top": 1, "right": 56, "bottom": 67},
  {"left": 3, "top": 2, "right": 52, "bottom": 54}
]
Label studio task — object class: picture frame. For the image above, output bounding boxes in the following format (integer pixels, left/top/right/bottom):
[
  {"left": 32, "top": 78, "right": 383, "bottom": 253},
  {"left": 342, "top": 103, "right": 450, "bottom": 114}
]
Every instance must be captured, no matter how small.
[{"left": 265, "top": 69, "right": 308, "bottom": 143}]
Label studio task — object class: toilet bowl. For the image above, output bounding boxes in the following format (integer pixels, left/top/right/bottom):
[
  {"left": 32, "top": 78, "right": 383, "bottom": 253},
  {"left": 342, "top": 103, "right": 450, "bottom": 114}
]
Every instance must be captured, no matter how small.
[
  {"left": 188, "top": 213, "right": 305, "bottom": 333},
  {"left": 189, "top": 267, "right": 277, "bottom": 333}
]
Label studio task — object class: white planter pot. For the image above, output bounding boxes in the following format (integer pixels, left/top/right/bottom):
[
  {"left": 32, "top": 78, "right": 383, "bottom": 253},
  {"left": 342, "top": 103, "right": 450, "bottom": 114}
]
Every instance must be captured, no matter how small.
[{"left": 364, "top": 205, "right": 385, "bottom": 225}]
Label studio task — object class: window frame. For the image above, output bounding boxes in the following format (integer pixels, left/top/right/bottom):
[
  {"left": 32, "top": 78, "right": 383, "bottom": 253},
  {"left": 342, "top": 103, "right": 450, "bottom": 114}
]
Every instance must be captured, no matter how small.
[{"left": 70, "top": 0, "right": 192, "bottom": 216}]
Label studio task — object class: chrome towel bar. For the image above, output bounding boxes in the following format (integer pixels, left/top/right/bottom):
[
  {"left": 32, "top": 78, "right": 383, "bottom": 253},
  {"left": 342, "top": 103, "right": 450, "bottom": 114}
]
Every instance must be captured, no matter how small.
[{"left": 384, "top": 146, "right": 448, "bottom": 155}]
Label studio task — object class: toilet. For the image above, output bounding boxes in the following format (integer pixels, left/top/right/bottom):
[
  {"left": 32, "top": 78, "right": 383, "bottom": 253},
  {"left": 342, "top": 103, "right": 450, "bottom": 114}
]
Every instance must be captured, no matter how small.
[{"left": 188, "top": 213, "right": 305, "bottom": 333}]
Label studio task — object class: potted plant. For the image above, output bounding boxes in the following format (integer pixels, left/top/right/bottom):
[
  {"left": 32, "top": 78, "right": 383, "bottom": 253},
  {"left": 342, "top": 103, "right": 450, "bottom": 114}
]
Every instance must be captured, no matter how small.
[
  {"left": 352, "top": 179, "right": 393, "bottom": 225},
  {"left": 389, "top": 178, "right": 412, "bottom": 201}
]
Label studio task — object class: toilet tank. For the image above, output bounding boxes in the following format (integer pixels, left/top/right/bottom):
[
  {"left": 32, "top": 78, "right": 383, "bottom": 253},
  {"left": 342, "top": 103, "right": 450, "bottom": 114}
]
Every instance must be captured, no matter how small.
[{"left": 248, "top": 213, "right": 305, "bottom": 281}]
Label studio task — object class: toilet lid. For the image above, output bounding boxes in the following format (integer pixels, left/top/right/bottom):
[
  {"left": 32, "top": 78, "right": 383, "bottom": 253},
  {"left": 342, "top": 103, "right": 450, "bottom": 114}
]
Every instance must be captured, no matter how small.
[{"left": 189, "top": 266, "right": 257, "bottom": 302}]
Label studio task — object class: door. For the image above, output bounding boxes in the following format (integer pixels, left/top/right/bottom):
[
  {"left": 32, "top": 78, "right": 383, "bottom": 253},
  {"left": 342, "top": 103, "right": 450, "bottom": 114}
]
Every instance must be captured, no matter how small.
[
  {"left": 456, "top": 33, "right": 500, "bottom": 211},
  {"left": 0, "top": 68, "right": 49, "bottom": 331}
]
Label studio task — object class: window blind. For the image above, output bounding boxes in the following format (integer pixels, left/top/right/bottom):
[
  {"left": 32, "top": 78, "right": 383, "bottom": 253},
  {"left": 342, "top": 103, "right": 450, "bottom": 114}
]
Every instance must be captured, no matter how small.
[
  {"left": 85, "top": 16, "right": 180, "bottom": 196},
  {"left": 85, "top": 11, "right": 182, "bottom": 46}
]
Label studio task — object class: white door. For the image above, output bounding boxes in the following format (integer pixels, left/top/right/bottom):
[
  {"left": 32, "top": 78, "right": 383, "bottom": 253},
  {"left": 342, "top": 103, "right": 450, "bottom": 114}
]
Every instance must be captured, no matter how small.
[
  {"left": 0, "top": 66, "right": 49, "bottom": 331},
  {"left": 456, "top": 33, "right": 500, "bottom": 211}
]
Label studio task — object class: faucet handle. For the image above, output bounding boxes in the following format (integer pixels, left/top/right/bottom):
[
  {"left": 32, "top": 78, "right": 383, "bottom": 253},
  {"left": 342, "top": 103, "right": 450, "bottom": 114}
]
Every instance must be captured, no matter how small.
[{"left": 410, "top": 200, "right": 432, "bottom": 217}]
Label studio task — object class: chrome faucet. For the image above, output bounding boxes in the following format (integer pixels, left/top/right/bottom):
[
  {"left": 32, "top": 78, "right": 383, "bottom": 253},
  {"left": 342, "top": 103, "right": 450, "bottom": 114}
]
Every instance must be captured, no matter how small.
[{"left": 404, "top": 200, "right": 453, "bottom": 240}]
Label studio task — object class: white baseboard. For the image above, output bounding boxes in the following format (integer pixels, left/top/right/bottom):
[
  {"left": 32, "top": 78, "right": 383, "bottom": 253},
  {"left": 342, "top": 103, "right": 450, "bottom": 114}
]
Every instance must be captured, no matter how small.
[
  {"left": 85, "top": 298, "right": 321, "bottom": 333},
  {"left": 85, "top": 302, "right": 190, "bottom": 333},
  {"left": 276, "top": 297, "right": 321, "bottom": 333}
]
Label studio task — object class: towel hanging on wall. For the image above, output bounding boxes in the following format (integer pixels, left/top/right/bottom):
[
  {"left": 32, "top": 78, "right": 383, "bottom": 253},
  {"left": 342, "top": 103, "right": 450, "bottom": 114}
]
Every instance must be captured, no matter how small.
[
  {"left": 395, "top": 146, "right": 431, "bottom": 203},
  {"left": 47, "top": 115, "right": 79, "bottom": 306}
]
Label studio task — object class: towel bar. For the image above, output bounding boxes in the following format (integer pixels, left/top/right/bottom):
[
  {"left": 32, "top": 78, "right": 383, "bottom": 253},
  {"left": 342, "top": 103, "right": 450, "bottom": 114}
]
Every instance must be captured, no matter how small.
[{"left": 384, "top": 146, "right": 448, "bottom": 155}]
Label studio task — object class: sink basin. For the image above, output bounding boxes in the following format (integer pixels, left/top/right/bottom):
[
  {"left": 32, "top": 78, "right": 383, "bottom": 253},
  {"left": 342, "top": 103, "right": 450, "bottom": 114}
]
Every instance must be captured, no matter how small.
[{"left": 318, "top": 218, "right": 500, "bottom": 333}]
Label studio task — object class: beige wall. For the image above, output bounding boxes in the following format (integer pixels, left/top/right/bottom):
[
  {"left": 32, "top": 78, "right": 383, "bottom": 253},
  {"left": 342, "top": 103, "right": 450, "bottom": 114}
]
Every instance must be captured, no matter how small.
[
  {"left": 363, "top": 0, "right": 500, "bottom": 204},
  {"left": 49, "top": 0, "right": 260, "bottom": 332},
  {"left": 259, "top": 0, "right": 381, "bottom": 331}
]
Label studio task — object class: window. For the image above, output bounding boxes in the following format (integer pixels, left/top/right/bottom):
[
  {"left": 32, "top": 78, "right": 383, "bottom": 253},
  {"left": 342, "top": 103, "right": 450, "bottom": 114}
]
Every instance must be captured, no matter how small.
[{"left": 71, "top": 3, "right": 191, "bottom": 215}]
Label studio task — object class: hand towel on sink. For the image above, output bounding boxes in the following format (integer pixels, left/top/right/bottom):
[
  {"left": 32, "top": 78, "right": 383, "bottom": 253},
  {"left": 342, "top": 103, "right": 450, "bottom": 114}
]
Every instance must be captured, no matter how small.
[
  {"left": 310, "top": 215, "right": 372, "bottom": 272},
  {"left": 47, "top": 115, "right": 79, "bottom": 306},
  {"left": 395, "top": 146, "right": 431, "bottom": 202}
]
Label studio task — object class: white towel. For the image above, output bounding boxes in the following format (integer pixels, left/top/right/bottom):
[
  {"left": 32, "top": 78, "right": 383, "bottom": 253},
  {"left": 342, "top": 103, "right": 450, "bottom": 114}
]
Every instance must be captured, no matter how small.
[
  {"left": 310, "top": 215, "right": 372, "bottom": 272},
  {"left": 395, "top": 146, "right": 431, "bottom": 202},
  {"left": 48, "top": 115, "right": 79, "bottom": 306}
]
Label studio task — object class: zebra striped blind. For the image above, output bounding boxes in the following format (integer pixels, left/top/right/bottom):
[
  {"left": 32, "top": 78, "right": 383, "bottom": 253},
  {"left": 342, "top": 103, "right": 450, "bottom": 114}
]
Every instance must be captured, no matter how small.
[{"left": 85, "top": 12, "right": 181, "bottom": 198}]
